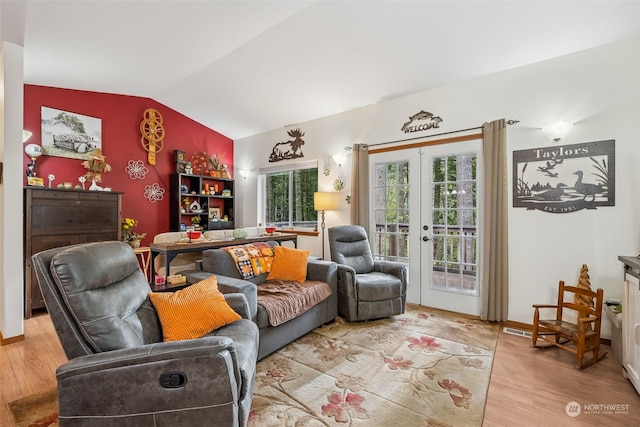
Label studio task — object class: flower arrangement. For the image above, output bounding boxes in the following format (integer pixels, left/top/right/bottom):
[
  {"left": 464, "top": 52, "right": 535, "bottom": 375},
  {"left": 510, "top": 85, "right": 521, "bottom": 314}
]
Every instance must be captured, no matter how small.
[
  {"left": 121, "top": 217, "right": 147, "bottom": 243},
  {"left": 208, "top": 151, "right": 226, "bottom": 171}
]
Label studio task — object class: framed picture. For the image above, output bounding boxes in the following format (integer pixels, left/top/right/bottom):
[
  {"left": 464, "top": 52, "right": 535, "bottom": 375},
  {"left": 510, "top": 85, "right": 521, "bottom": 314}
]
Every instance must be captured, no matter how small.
[
  {"left": 208, "top": 207, "right": 221, "bottom": 220},
  {"left": 41, "top": 106, "right": 102, "bottom": 160}
]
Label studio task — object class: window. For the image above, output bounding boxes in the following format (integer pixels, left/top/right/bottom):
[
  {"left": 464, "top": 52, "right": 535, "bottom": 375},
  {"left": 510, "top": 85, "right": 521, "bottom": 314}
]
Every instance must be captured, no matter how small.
[
  {"left": 259, "top": 161, "right": 318, "bottom": 229},
  {"left": 372, "top": 161, "right": 410, "bottom": 263}
]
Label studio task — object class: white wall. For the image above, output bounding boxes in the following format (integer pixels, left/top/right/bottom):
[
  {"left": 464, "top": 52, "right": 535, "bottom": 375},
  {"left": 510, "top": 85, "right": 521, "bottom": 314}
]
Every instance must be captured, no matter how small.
[
  {"left": 235, "top": 38, "right": 640, "bottom": 338},
  {"left": 0, "top": 41, "right": 25, "bottom": 339}
]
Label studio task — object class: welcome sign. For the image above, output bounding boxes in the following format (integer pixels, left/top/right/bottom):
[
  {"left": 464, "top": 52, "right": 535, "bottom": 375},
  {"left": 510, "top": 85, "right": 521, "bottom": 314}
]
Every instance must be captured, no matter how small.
[{"left": 513, "top": 140, "right": 615, "bottom": 213}]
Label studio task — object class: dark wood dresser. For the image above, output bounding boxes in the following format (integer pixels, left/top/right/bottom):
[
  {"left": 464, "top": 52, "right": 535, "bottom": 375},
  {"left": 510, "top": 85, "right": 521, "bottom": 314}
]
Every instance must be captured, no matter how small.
[{"left": 24, "top": 187, "right": 122, "bottom": 318}]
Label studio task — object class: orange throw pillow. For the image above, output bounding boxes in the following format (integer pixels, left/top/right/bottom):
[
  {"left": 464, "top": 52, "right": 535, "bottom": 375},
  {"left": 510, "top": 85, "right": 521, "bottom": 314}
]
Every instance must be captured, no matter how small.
[
  {"left": 266, "top": 246, "right": 310, "bottom": 283},
  {"left": 149, "top": 275, "right": 241, "bottom": 342}
]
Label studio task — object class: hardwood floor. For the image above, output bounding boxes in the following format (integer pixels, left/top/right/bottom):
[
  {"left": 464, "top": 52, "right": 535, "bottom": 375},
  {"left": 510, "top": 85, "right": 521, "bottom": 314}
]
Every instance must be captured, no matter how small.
[
  {"left": 483, "top": 330, "right": 640, "bottom": 427},
  {"left": 0, "top": 313, "right": 63, "bottom": 426},
  {"left": 1, "top": 313, "right": 638, "bottom": 426}
]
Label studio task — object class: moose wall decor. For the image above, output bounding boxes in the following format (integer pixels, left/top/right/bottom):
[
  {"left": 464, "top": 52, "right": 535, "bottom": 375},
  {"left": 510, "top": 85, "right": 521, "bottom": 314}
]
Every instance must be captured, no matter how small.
[{"left": 268, "top": 128, "right": 305, "bottom": 162}]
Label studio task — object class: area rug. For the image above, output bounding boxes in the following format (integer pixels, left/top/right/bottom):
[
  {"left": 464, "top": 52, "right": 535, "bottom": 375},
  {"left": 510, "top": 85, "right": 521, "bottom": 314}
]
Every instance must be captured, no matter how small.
[
  {"left": 7, "top": 306, "right": 498, "bottom": 427},
  {"left": 6, "top": 387, "right": 58, "bottom": 427},
  {"left": 249, "top": 305, "right": 499, "bottom": 426}
]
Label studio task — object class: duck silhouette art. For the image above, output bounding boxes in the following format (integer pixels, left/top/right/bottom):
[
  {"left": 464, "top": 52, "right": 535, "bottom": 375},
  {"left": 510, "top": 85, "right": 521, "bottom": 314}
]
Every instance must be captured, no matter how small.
[
  {"left": 534, "top": 183, "right": 567, "bottom": 201},
  {"left": 573, "top": 171, "right": 602, "bottom": 201}
]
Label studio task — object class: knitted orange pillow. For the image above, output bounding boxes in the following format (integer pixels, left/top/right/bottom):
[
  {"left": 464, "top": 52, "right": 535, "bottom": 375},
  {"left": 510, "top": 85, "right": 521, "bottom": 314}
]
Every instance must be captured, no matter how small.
[
  {"left": 266, "top": 246, "right": 310, "bottom": 283},
  {"left": 149, "top": 275, "right": 241, "bottom": 342}
]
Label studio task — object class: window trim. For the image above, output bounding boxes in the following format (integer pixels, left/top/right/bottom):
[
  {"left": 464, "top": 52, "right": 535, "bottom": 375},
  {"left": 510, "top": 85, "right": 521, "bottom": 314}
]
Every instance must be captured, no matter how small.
[
  {"left": 258, "top": 160, "right": 319, "bottom": 229},
  {"left": 258, "top": 159, "right": 318, "bottom": 175}
]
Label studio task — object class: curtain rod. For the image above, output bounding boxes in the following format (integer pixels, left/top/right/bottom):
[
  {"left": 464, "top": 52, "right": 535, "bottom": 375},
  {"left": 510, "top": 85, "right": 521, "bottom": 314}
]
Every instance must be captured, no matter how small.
[
  {"left": 363, "top": 119, "right": 519, "bottom": 149},
  {"left": 366, "top": 125, "right": 481, "bottom": 148}
]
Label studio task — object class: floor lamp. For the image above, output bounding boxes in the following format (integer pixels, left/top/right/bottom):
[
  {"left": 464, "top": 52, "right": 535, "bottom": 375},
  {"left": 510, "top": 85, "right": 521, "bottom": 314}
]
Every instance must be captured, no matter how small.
[{"left": 314, "top": 192, "right": 337, "bottom": 260}]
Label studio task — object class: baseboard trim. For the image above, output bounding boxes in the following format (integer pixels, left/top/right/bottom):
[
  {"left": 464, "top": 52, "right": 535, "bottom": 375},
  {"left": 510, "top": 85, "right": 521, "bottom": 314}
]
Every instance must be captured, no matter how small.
[
  {"left": 408, "top": 307, "right": 612, "bottom": 346},
  {"left": 0, "top": 332, "right": 25, "bottom": 346},
  {"left": 499, "top": 319, "right": 611, "bottom": 346}
]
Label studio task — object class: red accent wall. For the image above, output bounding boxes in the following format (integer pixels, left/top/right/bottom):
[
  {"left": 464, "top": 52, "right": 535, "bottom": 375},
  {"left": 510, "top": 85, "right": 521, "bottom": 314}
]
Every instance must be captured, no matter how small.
[{"left": 23, "top": 85, "right": 233, "bottom": 246}]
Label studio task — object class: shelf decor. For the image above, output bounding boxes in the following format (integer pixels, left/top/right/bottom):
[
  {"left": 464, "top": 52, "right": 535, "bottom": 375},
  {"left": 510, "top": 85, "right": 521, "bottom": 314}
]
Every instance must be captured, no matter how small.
[
  {"left": 170, "top": 173, "right": 234, "bottom": 232},
  {"left": 81, "top": 148, "right": 111, "bottom": 183},
  {"left": 208, "top": 151, "right": 231, "bottom": 178},
  {"left": 191, "top": 151, "right": 211, "bottom": 175}
]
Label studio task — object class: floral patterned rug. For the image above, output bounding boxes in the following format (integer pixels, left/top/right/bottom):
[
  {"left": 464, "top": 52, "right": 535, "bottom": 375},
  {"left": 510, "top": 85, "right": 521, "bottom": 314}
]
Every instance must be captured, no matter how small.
[{"left": 250, "top": 305, "right": 499, "bottom": 426}]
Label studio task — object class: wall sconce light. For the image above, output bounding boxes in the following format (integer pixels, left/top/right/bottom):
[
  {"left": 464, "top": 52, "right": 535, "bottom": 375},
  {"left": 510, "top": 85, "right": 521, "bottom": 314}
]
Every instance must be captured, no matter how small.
[
  {"left": 332, "top": 153, "right": 347, "bottom": 167},
  {"left": 542, "top": 121, "right": 573, "bottom": 142},
  {"left": 23, "top": 130, "right": 33, "bottom": 142},
  {"left": 238, "top": 169, "right": 249, "bottom": 179},
  {"left": 314, "top": 192, "right": 339, "bottom": 260}
]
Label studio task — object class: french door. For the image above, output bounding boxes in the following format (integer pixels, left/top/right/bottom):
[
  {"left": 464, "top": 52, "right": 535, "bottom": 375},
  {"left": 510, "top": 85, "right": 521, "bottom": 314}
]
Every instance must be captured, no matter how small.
[{"left": 369, "top": 138, "right": 482, "bottom": 315}]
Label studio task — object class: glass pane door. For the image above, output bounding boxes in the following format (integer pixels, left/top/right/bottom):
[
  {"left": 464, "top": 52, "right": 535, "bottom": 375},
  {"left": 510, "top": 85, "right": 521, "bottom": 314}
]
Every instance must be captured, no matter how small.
[
  {"left": 431, "top": 153, "right": 478, "bottom": 295},
  {"left": 370, "top": 148, "right": 421, "bottom": 304},
  {"left": 420, "top": 138, "right": 482, "bottom": 315},
  {"left": 372, "top": 161, "right": 410, "bottom": 264}
]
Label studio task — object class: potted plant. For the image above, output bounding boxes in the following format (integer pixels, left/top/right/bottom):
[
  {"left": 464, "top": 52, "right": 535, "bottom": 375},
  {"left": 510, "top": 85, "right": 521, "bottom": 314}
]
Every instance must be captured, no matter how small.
[
  {"left": 122, "top": 217, "right": 147, "bottom": 248},
  {"left": 208, "top": 151, "right": 226, "bottom": 176}
]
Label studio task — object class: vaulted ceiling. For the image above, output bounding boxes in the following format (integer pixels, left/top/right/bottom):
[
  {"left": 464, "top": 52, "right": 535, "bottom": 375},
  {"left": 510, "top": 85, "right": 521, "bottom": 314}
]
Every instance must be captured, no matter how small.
[{"left": 2, "top": 1, "right": 640, "bottom": 140}]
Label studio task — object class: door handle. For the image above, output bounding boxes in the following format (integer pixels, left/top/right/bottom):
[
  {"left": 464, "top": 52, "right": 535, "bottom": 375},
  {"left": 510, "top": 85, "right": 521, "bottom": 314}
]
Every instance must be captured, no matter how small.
[{"left": 422, "top": 236, "right": 430, "bottom": 242}]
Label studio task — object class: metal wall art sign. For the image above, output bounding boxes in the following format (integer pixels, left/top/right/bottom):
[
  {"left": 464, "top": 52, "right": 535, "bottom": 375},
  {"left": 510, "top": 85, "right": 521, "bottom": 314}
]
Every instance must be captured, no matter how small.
[
  {"left": 269, "top": 128, "right": 305, "bottom": 162},
  {"left": 513, "top": 140, "right": 615, "bottom": 213},
  {"left": 401, "top": 110, "right": 443, "bottom": 133}
]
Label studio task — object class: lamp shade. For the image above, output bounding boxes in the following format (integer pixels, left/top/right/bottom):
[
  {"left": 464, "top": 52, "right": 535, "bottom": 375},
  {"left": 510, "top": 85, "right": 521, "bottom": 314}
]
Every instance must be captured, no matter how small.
[
  {"left": 542, "top": 121, "right": 573, "bottom": 141},
  {"left": 332, "top": 153, "right": 347, "bottom": 167},
  {"left": 24, "top": 143, "right": 43, "bottom": 159},
  {"left": 314, "top": 192, "right": 338, "bottom": 211}
]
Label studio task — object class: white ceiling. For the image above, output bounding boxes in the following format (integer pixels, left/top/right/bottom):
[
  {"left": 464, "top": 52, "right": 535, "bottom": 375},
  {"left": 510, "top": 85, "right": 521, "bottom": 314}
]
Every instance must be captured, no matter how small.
[{"left": 2, "top": 0, "right": 640, "bottom": 140}]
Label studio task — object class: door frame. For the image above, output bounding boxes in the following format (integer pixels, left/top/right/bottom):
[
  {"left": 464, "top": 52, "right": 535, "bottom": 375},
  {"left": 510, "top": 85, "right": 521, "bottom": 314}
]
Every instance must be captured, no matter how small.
[
  {"left": 368, "top": 148, "right": 422, "bottom": 304},
  {"left": 419, "top": 139, "right": 482, "bottom": 316},
  {"left": 368, "top": 133, "right": 483, "bottom": 315}
]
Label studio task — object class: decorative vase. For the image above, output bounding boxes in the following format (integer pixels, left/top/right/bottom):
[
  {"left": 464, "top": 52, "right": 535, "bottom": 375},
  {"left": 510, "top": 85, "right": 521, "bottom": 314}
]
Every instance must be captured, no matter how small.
[
  {"left": 232, "top": 228, "right": 247, "bottom": 239},
  {"left": 89, "top": 180, "right": 103, "bottom": 191},
  {"left": 128, "top": 239, "right": 141, "bottom": 249}
]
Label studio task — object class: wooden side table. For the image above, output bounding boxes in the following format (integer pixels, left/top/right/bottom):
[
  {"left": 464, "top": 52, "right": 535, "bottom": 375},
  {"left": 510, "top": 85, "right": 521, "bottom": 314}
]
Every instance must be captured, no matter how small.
[{"left": 133, "top": 246, "right": 151, "bottom": 282}]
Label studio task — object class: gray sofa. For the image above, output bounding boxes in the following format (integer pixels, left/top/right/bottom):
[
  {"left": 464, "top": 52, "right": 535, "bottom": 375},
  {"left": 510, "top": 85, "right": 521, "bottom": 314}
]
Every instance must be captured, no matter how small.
[
  {"left": 32, "top": 241, "right": 259, "bottom": 427},
  {"left": 185, "top": 241, "right": 338, "bottom": 360}
]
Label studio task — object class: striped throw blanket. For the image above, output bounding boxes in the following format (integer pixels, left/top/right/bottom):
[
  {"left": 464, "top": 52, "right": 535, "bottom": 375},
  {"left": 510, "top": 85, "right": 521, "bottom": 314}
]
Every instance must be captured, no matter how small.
[{"left": 223, "top": 242, "right": 274, "bottom": 279}]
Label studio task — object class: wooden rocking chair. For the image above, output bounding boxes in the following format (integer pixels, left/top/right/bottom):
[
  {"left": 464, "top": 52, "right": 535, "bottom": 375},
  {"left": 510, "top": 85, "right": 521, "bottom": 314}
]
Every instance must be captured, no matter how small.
[{"left": 532, "top": 280, "right": 606, "bottom": 369}]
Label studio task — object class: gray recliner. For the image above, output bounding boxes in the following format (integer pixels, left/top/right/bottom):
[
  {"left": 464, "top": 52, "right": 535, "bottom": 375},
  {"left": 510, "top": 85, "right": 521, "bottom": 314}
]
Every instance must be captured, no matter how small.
[
  {"left": 328, "top": 225, "right": 408, "bottom": 321},
  {"left": 32, "top": 241, "right": 259, "bottom": 427}
]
